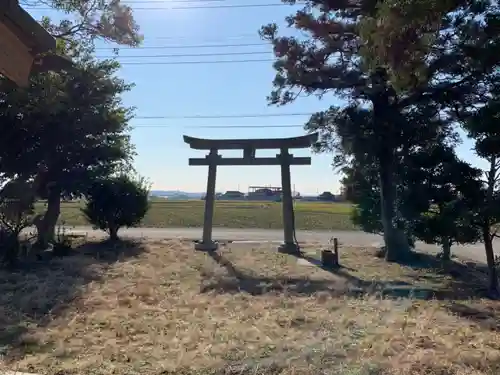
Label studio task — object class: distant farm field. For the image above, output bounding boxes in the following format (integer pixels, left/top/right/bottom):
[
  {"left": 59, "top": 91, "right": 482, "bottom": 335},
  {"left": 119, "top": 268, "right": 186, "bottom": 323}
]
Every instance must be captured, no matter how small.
[{"left": 35, "top": 199, "right": 357, "bottom": 231}]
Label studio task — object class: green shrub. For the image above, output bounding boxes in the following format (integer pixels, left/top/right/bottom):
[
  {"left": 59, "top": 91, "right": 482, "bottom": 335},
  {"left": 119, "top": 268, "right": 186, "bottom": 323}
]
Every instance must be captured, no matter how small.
[
  {"left": 82, "top": 175, "right": 150, "bottom": 241},
  {"left": 0, "top": 182, "right": 37, "bottom": 266}
]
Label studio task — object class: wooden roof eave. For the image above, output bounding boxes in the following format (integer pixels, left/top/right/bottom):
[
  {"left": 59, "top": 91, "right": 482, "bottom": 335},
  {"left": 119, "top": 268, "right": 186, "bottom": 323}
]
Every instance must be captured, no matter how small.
[{"left": 1, "top": 0, "right": 56, "bottom": 55}]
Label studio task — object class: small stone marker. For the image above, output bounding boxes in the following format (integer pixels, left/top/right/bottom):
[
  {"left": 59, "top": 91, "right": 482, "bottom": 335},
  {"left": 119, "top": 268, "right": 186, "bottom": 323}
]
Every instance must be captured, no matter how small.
[
  {"left": 321, "top": 237, "right": 339, "bottom": 269},
  {"left": 321, "top": 250, "right": 333, "bottom": 267}
]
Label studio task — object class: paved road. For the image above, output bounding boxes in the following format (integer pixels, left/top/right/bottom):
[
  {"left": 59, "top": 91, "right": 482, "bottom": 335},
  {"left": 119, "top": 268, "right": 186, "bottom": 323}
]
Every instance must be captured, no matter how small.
[{"left": 47, "top": 226, "right": 496, "bottom": 263}]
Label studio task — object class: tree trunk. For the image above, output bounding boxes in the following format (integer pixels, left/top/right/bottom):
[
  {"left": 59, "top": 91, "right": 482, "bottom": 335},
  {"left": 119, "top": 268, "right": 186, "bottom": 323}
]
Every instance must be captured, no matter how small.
[
  {"left": 109, "top": 224, "right": 119, "bottom": 242},
  {"left": 378, "top": 155, "right": 409, "bottom": 262},
  {"left": 36, "top": 186, "right": 61, "bottom": 249},
  {"left": 482, "top": 156, "right": 499, "bottom": 297},
  {"left": 441, "top": 237, "right": 451, "bottom": 261},
  {"left": 482, "top": 226, "right": 499, "bottom": 297},
  {"left": 1, "top": 230, "right": 20, "bottom": 268}
]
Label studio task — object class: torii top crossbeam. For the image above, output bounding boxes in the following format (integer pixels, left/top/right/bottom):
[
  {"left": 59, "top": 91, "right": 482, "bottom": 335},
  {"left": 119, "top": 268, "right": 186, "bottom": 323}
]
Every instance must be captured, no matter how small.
[{"left": 183, "top": 133, "right": 319, "bottom": 150}]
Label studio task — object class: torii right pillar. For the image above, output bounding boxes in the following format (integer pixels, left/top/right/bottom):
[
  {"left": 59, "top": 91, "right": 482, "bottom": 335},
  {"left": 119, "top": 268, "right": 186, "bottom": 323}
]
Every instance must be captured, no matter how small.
[{"left": 278, "top": 147, "right": 300, "bottom": 256}]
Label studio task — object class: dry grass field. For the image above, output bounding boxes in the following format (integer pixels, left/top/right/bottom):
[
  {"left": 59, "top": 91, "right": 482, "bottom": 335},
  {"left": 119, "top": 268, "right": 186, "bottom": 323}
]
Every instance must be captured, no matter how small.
[
  {"left": 1, "top": 238, "right": 499, "bottom": 375},
  {"left": 35, "top": 199, "right": 356, "bottom": 230}
]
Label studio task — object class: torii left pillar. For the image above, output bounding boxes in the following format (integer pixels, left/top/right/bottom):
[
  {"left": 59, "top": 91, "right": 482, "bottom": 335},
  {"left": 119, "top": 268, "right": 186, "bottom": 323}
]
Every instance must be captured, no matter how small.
[
  {"left": 195, "top": 149, "right": 219, "bottom": 251},
  {"left": 277, "top": 147, "right": 300, "bottom": 255}
]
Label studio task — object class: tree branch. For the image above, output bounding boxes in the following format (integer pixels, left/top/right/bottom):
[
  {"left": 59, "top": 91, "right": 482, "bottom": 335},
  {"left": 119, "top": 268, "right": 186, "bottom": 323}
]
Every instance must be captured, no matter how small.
[{"left": 53, "top": 23, "right": 86, "bottom": 39}]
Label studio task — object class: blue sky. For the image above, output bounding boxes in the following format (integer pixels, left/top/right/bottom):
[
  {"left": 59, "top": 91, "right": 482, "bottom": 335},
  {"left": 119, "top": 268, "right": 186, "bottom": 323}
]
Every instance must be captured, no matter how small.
[{"left": 28, "top": 0, "right": 482, "bottom": 195}]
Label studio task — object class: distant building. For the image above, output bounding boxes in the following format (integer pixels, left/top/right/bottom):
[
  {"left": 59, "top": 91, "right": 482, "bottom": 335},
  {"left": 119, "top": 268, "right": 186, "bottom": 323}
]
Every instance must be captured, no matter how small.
[
  {"left": 218, "top": 190, "right": 245, "bottom": 200},
  {"left": 247, "top": 186, "right": 282, "bottom": 201},
  {"left": 317, "top": 191, "right": 336, "bottom": 201}
]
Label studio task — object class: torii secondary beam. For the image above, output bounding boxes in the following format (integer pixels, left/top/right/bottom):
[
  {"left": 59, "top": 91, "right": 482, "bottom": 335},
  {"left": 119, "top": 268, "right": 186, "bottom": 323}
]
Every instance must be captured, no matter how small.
[
  {"left": 183, "top": 133, "right": 319, "bottom": 254},
  {"left": 188, "top": 156, "right": 312, "bottom": 166}
]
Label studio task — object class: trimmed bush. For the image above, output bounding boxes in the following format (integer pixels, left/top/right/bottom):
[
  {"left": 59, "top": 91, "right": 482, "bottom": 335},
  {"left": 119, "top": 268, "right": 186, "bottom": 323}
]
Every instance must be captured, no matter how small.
[{"left": 82, "top": 175, "right": 150, "bottom": 240}]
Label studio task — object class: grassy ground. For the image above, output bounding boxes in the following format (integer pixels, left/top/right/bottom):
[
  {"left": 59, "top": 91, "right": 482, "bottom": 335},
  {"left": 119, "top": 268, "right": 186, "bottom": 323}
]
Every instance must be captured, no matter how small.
[
  {"left": 36, "top": 199, "right": 356, "bottom": 230},
  {"left": 1, "top": 239, "right": 499, "bottom": 375}
]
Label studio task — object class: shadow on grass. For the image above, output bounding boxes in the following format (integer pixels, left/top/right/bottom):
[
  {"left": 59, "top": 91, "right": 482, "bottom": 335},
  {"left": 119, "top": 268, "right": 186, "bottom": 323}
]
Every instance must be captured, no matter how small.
[
  {"left": 0, "top": 236, "right": 147, "bottom": 361},
  {"left": 201, "top": 250, "right": 356, "bottom": 296},
  {"left": 299, "top": 253, "right": 412, "bottom": 288},
  {"left": 202, "top": 250, "right": 491, "bottom": 301},
  {"left": 73, "top": 238, "right": 147, "bottom": 262},
  {"left": 202, "top": 251, "right": 414, "bottom": 298},
  {"left": 446, "top": 301, "right": 500, "bottom": 331},
  {"left": 394, "top": 251, "right": 492, "bottom": 299}
]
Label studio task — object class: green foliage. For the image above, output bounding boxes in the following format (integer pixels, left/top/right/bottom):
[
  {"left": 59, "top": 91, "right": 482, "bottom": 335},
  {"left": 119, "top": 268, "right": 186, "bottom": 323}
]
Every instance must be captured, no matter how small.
[
  {"left": 0, "top": 58, "right": 135, "bottom": 199},
  {"left": 358, "top": 0, "right": 500, "bottom": 91},
  {"left": 0, "top": 47, "right": 136, "bottom": 246},
  {"left": 0, "top": 179, "right": 37, "bottom": 234},
  {"left": 342, "top": 162, "right": 383, "bottom": 234},
  {"left": 260, "top": 0, "right": 500, "bottom": 291},
  {"left": 0, "top": 179, "right": 37, "bottom": 265},
  {"left": 453, "top": 94, "right": 500, "bottom": 293},
  {"left": 26, "top": 0, "right": 143, "bottom": 57},
  {"left": 460, "top": 95, "right": 500, "bottom": 232},
  {"left": 82, "top": 175, "right": 150, "bottom": 240},
  {"left": 409, "top": 147, "right": 482, "bottom": 250},
  {"left": 259, "top": 0, "right": 464, "bottom": 261},
  {"left": 464, "top": 96, "right": 500, "bottom": 161},
  {"left": 343, "top": 161, "right": 417, "bottom": 247},
  {"left": 52, "top": 225, "right": 74, "bottom": 257},
  {"left": 414, "top": 203, "right": 479, "bottom": 246},
  {"left": 342, "top": 138, "right": 482, "bottom": 257}
]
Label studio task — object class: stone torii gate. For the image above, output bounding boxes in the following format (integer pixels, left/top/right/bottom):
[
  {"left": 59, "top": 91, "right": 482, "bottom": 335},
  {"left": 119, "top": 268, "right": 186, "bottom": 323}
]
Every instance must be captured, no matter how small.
[{"left": 183, "top": 133, "right": 319, "bottom": 254}]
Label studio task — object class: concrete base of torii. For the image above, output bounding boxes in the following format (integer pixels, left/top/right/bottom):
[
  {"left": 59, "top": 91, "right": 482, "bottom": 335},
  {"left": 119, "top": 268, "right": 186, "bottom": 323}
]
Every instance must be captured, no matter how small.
[
  {"left": 194, "top": 241, "right": 219, "bottom": 252},
  {"left": 278, "top": 242, "right": 301, "bottom": 256}
]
